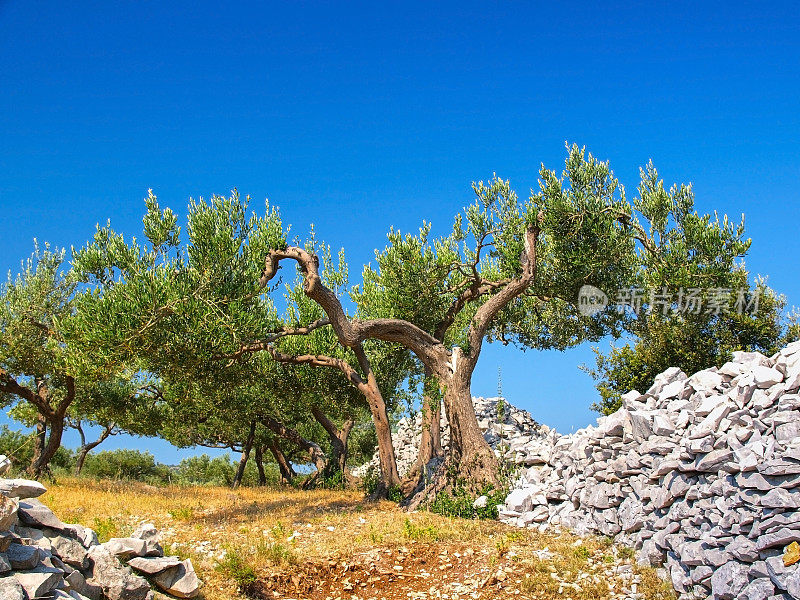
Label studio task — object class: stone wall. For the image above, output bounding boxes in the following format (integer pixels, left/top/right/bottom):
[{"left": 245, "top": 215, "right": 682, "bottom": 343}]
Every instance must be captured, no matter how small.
[
  {"left": 0, "top": 479, "right": 200, "bottom": 599},
  {"left": 500, "top": 341, "right": 800, "bottom": 600}
]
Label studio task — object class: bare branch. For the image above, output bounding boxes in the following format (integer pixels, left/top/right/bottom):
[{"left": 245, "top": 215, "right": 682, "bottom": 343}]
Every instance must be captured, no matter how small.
[
  {"left": 264, "top": 344, "right": 371, "bottom": 393},
  {"left": 0, "top": 369, "right": 55, "bottom": 419},
  {"left": 55, "top": 376, "right": 75, "bottom": 416},
  {"left": 25, "top": 317, "right": 57, "bottom": 337},
  {"left": 220, "top": 317, "right": 331, "bottom": 364},
  {"left": 81, "top": 422, "right": 116, "bottom": 453},
  {"left": 310, "top": 405, "right": 343, "bottom": 441},
  {"left": 434, "top": 277, "right": 513, "bottom": 341},
  {"left": 260, "top": 414, "right": 327, "bottom": 488},
  {"left": 467, "top": 223, "right": 540, "bottom": 364},
  {"left": 260, "top": 246, "right": 448, "bottom": 368},
  {"left": 137, "top": 384, "right": 166, "bottom": 403}
]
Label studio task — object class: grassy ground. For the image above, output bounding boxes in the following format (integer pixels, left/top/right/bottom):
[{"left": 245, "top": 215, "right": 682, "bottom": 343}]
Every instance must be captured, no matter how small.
[{"left": 41, "top": 478, "right": 675, "bottom": 600}]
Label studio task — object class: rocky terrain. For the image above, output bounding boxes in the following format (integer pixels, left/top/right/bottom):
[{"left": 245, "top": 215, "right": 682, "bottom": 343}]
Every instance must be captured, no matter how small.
[
  {"left": 498, "top": 341, "right": 800, "bottom": 600},
  {"left": 0, "top": 478, "right": 200, "bottom": 599},
  {"left": 358, "top": 342, "right": 800, "bottom": 599}
]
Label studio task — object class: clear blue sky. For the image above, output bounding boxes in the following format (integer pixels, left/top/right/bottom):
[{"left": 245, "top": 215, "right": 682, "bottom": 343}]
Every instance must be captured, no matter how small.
[{"left": 1, "top": 1, "right": 798, "bottom": 462}]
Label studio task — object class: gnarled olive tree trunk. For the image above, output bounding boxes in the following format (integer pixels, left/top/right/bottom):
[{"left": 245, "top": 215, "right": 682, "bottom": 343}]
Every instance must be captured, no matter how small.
[
  {"left": 254, "top": 445, "right": 267, "bottom": 485},
  {"left": 311, "top": 405, "right": 354, "bottom": 480},
  {"left": 232, "top": 420, "right": 257, "bottom": 489},
  {"left": 263, "top": 344, "right": 401, "bottom": 495},
  {"left": 0, "top": 374, "right": 74, "bottom": 480},
  {"left": 73, "top": 421, "right": 115, "bottom": 476},
  {"left": 260, "top": 222, "right": 539, "bottom": 501},
  {"left": 401, "top": 367, "right": 443, "bottom": 495},
  {"left": 267, "top": 437, "right": 296, "bottom": 485},
  {"left": 439, "top": 356, "right": 498, "bottom": 486},
  {"left": 29, "top": 416, "right": 65, "bottom": 479},
  {"left": 261, "top": 414, "right": 327, "bottom": 489}
]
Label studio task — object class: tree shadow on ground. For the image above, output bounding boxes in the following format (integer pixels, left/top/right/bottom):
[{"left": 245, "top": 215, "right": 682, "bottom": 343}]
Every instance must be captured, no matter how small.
[{"left": 197, "top": 494, "right": 376, "bottom": 526}]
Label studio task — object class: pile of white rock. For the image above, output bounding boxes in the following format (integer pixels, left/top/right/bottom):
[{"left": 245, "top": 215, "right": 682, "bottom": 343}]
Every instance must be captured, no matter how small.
[
  {"left": 0, "top": 477, "right": 200, "bottom": 599},
  {"left": 353, "top": 396, "right": 557, "bottom": 478},
  {"left": 500, "top": 341, "right": 800, "bottom": 600}
]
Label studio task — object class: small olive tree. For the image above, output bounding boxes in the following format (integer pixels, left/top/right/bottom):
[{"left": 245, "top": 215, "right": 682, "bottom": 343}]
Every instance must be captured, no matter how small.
[{"left": 0, "top": 244, "right": 78, "bottom": 476}]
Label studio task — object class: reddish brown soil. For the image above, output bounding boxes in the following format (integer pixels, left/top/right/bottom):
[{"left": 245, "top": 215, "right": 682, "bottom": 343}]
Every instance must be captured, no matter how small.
[{"left": 252, "top": 542, "right": 530, "bottom": 600}]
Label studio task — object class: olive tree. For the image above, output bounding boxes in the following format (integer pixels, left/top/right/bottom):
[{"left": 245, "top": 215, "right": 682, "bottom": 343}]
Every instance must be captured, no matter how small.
[
  {"left": 71, "top": 146, "right": 755, "bottom": 502},
  {"left": 261, "top": 146, "right": 752, "bottom": 501},
  {"left": 66, "top": 376, "right": 164, "bottom": 474},
  {"left": 227, "top": 243, "right": 414, "bottom": 492},
  {"left": 70, "top": 192, "right": 409, "bottom": 492},
  {"left": 0, "top": 244, "right": 78, "bottom": 476}
]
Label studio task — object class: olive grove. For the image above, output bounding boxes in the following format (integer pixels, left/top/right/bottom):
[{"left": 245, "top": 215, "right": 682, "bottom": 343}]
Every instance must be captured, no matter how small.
[{"left": 1, "top": 145, "right": 784, "bottom": 506}]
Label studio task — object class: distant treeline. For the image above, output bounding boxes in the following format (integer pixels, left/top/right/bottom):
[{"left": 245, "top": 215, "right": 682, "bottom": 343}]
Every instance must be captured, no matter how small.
[{"left": 0, "top": 425, "right": 287, "bottom": 487}]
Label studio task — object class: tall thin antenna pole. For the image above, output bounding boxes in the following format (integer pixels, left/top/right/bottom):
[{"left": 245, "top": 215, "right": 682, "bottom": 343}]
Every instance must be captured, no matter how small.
[{"left": 497, "top": 365, "right": 503, "bottom": 398}]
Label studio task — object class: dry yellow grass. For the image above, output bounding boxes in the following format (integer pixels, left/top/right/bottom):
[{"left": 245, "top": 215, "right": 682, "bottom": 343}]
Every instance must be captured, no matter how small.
[{"left": 41, "top": 478, "right": 675, "bottom": 600}]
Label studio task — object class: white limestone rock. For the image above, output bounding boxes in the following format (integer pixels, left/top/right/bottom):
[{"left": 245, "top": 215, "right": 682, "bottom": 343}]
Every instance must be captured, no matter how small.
[
  {"left": 128, "top": 555, "right": 182, "bottom": 575},
  {"left": 152, "top": 559, "right": 201, "bottom": 598},
  {"left": 689, "top": 369, "right": 724, "bottom": 393},
  {"left": 753, "top": 366, "right": 785, "bottom": 389},
  {"left": 659, "top": 379, "right": 688, "bottom": 402},
  {"left": 0, "top": 495, "right": 18, "bottom": 531},
  {"left": 14, "top": 567, "right": 64, "bottom": 600},
  {"left": 0, "top": 478, "right": 47, "bottom": 500},
  {"left": 85, "top": 545, "right": 152, "bottom": 600},
  {"left": 6, "top": 543, "right": 40, "bottom": 570},
  {"left": 739, "top": 577, "right": 775, "bottom": 600},
  {"left": 652, "top": 414, "right": 676, "bottom": 437},
  {"left": 505, "top": 488, "right": 534, "bottom": 513},
  {"left": 711, "top": 561, "right": 750, "bottom": 599},
  {"left": 17, "top": 498, "right": 64, "bottom": 530},
  {"left": 0, "top": 577, "right": 25, "bottom": 600},
  {"left": 362, "top": 343, "right": 800, "bottom": 600}
]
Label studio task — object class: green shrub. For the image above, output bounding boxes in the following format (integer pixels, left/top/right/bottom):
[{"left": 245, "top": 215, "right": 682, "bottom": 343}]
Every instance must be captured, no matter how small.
[
  {"left": 401, "top": 518, "right": 441, "bottom": 541},
  {"left": 574, "top": 545, "right": 591, "bottom": 560},
  {"left": 386, "top": 484, "right": 403, "bottom": 503},
  {"left": 168, "top": 506, "right": 195, "bottom": 521},
  {"left": 215, "top": 546, "right": 258, "bottom": 592},
  {"left": 496, "top": 397, "right": 506, "bottom": 423},
  {"left": 360, "top": 465, "right": 380, "bottom": 496},
  {"left": 50, "top": 446, "right": 75, "bottom": 472},
  {"left": 93, "top": 516, "right": 121, "bottom": 543},
  {"left": 0, "top": 426, "right": 35, "bottom": 468},
  {"left": 81, "top": 449, "right": 170, "bottom": 483},
  {"left": 360, "top": 466, "right": 402, "bottom": 500},
  {"left": 256, "top": 540, "right": 296, "bottom": 565},
  {"left": 320, "top": 469, "right": 345, "bottom": 490},
  {"left": 173, "top": 454, "right": 236, "bottom": 487},
  {"left": 173, "top": 453, "right": 280, "bottom": 487},
  {"left": 429, "top": 483, "right": 507, "bottom": 519},
  {"left": 347, "top": 423, "right": 379, "bottom": 467}
]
